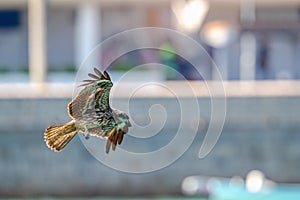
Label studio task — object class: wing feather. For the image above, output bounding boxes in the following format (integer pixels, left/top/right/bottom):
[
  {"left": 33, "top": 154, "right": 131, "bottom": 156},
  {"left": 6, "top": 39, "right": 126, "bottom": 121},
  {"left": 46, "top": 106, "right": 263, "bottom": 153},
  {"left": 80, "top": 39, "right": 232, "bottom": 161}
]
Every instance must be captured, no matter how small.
[
  {"left": 103, "top": 71, "right": 111, "bottom": 81},
  {"left": 68, "top": 89, "right": 93, "bottom": 119},
  {"left": 88, "top": 73, "right": 99, "bottom": 80},
  {"left": 94, "top": 68, "right": 104, "bottom": 77},
  {"left": 68, "top": 68, "right": 113, "bottom": 118}
]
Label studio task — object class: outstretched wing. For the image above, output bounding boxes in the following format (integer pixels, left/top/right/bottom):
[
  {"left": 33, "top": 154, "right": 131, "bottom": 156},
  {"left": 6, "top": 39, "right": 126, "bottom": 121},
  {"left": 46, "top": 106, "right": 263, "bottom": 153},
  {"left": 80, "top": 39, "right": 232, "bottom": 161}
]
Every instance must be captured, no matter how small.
[
  {"left": 68, "top": 68, "right": 121, "bottom": 154},
  {"left": 68, "top": 68, "right": 113, "bottom": 119}
]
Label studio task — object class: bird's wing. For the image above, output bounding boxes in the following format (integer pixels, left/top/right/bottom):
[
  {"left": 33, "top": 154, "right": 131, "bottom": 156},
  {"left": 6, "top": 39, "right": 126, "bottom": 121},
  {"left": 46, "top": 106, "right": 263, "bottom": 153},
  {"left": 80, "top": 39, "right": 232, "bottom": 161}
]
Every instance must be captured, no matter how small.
[
  {"left": 90, "top": 70, "right": 113, "bottom": 111},
  {"left": 68, "top": 68, "right": 113, "bottom": 119}
]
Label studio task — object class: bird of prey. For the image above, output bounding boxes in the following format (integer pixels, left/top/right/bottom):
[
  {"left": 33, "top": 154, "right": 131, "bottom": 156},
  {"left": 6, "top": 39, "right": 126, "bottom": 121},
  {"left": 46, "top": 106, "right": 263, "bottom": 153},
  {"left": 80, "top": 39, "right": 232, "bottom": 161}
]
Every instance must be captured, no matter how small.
[{"left": 44, "top": 68, "right": 131, "bottom": 153}]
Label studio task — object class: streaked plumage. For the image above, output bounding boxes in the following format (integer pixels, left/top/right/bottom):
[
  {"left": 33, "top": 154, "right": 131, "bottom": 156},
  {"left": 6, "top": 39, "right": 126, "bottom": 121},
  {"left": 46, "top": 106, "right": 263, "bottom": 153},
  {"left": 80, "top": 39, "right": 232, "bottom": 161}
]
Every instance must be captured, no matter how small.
[{"left": 44, "top": 68, "right": 131, "bottom": 153}]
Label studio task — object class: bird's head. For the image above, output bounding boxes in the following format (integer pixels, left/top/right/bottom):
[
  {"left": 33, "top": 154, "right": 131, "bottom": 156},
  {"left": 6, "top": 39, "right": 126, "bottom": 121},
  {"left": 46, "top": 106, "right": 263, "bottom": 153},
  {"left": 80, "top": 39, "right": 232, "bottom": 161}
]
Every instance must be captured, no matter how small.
[{"left": 113, "top": 109, "right": 131, "bottom": 132}]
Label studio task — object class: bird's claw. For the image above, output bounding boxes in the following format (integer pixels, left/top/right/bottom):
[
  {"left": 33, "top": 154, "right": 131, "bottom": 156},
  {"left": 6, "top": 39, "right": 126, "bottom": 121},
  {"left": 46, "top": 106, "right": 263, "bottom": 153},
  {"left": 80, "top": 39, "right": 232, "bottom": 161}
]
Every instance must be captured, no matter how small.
[{"left": 83, "top": 131, "right": 90, "bottom": 139}]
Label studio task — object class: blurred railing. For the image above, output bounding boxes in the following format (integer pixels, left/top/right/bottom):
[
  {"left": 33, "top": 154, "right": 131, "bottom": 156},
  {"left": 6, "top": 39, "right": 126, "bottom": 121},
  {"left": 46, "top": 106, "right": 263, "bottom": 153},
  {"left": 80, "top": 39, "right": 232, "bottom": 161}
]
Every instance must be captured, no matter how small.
[{"left": 0, "top": 80, "right": 299, "bottom": 99}]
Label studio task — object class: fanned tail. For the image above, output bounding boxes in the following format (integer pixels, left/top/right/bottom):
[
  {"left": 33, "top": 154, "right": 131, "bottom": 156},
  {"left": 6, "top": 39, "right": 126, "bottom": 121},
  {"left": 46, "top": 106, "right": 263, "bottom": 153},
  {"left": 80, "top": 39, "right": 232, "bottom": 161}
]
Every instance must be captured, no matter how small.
[{"left": 44, "top": 121, "right": 77, "bottom": 152}]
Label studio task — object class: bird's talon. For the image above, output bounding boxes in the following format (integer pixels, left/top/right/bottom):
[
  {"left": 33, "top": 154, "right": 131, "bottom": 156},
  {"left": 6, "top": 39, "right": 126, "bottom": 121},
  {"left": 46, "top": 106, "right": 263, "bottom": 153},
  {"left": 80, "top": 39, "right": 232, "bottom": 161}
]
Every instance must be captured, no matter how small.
[{"left": 83, "top": 131, "right": 90, "bottom": 139}]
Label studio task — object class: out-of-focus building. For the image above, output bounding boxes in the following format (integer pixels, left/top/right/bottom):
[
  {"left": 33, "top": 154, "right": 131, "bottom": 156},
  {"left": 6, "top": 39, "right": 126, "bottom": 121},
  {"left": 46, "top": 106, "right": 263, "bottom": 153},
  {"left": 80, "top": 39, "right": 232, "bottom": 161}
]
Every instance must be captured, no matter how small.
[{"left": 0, "top": 0, "right": 300, "bottom": 82}]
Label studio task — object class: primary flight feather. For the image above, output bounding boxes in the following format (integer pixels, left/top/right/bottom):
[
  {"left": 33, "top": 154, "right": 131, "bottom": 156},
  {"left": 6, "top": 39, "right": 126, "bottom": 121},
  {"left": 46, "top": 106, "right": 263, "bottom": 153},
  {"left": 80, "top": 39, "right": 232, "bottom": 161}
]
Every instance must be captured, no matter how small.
[{"left": 44, "top": 68, "right": 131, "bottom": 153}]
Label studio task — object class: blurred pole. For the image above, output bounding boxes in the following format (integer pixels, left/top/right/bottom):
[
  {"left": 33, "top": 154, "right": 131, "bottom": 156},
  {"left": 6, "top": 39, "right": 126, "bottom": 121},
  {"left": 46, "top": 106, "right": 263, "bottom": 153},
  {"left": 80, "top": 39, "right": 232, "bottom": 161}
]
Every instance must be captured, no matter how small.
[
  {"left": 212, "top": 48, "right": 229, "bottom": 80},
  {"left": 239, "top": 0, "right": 256, "bottom": 80},
  {"left": 74, "top": 3, "right": 101, "bottom": 71},
  {"left": 201, "top": 21, "right": 233, "bottom": 81},
  {"left": 240, "top": 33, "right": 256, "bottom": 80},
  {"left": 28, "top": 0, "right": 47, "bottom": 84}
]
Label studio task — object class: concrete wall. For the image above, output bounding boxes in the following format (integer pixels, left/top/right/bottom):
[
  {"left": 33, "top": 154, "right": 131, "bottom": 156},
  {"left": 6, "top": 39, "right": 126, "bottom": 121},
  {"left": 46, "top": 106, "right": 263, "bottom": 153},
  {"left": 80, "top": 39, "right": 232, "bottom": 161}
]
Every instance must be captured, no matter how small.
[{"left": 0, "top": 96, "right": 300, "bottom": 197}]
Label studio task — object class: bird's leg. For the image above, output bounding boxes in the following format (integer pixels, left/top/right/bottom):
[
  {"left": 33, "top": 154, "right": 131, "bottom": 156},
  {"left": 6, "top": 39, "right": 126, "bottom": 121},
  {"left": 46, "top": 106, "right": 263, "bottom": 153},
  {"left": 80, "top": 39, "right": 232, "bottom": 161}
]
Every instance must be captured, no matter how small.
[{"left": 83, "top": 129, "right": 90, "bottom": 139}]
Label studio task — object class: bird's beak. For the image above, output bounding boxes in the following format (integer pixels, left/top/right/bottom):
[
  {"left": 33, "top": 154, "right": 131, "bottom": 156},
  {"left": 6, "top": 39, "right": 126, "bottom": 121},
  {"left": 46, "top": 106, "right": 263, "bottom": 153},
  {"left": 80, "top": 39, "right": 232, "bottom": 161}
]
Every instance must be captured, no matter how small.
[{"left": 128, "top": 120, "right": 132, "bottom": 127}]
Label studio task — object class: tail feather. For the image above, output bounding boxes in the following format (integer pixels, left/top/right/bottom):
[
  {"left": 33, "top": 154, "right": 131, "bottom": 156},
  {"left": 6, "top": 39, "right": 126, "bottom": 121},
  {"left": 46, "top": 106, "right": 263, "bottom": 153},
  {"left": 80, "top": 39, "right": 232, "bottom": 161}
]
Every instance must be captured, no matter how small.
[{"left": 44, "top": 121, "right": 77, "bottom": 152}]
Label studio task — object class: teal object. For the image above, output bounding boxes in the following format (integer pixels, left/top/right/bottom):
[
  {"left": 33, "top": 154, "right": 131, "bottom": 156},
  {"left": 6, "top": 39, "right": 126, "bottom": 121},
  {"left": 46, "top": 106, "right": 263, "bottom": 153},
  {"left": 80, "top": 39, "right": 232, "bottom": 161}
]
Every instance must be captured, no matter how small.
[{"left": 212, "top": 181, "right": 300, "bottom": 200}]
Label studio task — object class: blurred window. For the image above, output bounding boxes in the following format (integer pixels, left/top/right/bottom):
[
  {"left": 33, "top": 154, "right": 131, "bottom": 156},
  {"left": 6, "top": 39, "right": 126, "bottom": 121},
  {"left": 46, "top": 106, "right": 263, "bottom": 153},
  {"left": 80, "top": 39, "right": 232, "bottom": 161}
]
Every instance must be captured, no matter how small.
[{"left": 0, "top": 10, "right": 20, "bottom": 28}]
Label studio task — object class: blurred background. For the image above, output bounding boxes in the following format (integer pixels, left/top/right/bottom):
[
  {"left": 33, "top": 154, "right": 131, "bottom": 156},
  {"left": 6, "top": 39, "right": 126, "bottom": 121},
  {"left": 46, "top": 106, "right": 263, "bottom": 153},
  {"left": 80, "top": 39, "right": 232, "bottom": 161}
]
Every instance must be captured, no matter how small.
[{"left": 1, "top": 0, "right": 300, "bottom": 199}]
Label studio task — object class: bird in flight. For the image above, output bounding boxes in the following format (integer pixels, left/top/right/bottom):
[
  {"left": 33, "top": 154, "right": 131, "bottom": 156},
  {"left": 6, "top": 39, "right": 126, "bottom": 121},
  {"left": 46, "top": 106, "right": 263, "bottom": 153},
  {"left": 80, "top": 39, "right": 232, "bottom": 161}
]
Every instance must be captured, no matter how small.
[{"left": 44, "top": 68, "right": 131, "bottom": 153}]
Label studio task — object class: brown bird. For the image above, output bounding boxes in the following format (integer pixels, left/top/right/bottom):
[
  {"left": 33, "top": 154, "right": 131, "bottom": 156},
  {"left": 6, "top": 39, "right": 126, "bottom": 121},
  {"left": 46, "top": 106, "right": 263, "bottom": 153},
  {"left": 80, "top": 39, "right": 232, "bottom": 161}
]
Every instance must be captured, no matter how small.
[{"left": 44, "top": 68, "right": 131, "bottom": 153}]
